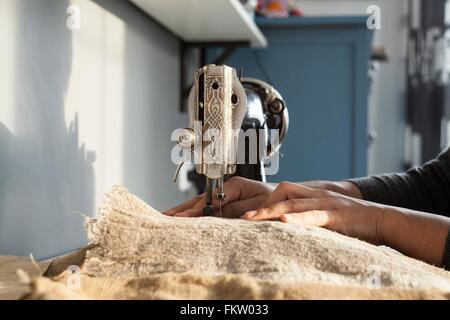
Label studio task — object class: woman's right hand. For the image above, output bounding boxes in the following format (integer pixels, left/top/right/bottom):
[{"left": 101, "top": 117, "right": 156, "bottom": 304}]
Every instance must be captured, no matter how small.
[{"left": 163, "top": 176, "right": 275, "bottom": 218}]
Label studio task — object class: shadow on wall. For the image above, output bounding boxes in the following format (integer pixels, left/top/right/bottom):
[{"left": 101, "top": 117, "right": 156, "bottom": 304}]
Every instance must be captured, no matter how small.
[
  {"left": 92, "top": 0, "right": 187, "bottom": 211},
  {"left": 0, "top": 0, "right": 186, "bottom": 259},
  {"left": 0, "top": 0, "right": 95, "bottom": 259}
]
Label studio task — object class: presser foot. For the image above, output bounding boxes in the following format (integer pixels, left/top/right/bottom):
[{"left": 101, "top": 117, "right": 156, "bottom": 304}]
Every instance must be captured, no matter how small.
[{"left": 203, "top": 205, "right": 214, "bottom": 216}]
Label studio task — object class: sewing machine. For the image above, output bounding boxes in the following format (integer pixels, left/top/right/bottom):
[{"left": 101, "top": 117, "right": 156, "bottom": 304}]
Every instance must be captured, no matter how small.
[{"left": 174, "top": 64, "right": 288, "bottom": 216}]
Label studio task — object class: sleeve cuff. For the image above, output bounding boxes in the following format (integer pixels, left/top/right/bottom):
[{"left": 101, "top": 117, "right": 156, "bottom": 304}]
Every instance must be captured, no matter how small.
[{"left": 345, "top": 177, "right": 373, "bottom": 201}]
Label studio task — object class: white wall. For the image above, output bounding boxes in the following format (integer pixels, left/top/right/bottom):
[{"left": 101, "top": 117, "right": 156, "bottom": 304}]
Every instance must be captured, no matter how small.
[
  {"left": 0, "top": 0, "right": 187, "bottom": 259},
  {"left": 295, "top": 0, "right": 409, "bottom": 175}
]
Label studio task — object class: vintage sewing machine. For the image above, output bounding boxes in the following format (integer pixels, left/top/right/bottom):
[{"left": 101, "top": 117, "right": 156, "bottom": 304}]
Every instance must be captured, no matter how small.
[{"left": 174, "top": 64, "right": 288, "bottom": 216}]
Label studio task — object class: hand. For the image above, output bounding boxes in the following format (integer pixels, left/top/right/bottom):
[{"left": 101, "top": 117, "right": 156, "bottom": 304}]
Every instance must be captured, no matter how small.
[
  {"left": 241, "top": 182, "right": 384, "bottom": 245},
  {"left": 242, "top": 182, "right": 450, "bottom": 266},
  {"left": 301, "top": 180, "right": 362, "bottom": 199},
  {"left": 163, "top": 176, "right": 275, "bottom": 218}
]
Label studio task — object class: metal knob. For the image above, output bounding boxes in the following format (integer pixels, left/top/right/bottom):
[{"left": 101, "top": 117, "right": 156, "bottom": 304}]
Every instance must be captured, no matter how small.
[
  {"left": 176, "top": 128, "right": 196, "bottom": 149},
  {"left": 269, "top": 100, "right": 284, "bottom": 114}
]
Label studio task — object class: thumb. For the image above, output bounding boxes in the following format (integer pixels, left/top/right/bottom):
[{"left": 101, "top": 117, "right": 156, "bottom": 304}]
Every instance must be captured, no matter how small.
[
  {"left": 280, "top": 210, "right": 333, "bottom": 227},
  {"left": 213, "top": 195, "right": 266, "bottom": 218}
]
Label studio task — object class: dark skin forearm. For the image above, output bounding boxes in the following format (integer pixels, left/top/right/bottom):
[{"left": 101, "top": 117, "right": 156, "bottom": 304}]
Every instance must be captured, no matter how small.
[
  {"left": 270, "top": 181, "right": 362, "bottom": 199},
  {"left": 379, "top": 205, "right": 450, "bottom": 266},
  {"left": 300, "top": 180, "right": 362, "bottom": 199}
]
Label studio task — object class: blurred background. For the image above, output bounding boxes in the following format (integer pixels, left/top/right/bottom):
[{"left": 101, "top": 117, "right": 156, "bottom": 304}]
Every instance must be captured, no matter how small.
[{"left": 0, "top": 0, "right": 449, "bottom": 259}]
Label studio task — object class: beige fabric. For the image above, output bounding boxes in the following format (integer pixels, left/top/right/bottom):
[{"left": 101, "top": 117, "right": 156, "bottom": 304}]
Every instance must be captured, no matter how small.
[
  {"left": 0, "top": 255, "right": 50, "bottom": 299},
  {"left": 24, "top": 271, "right": 450, "bottom": 300},
  {"left": 20, "top": 186, "right": 450, "bottom": 299}
]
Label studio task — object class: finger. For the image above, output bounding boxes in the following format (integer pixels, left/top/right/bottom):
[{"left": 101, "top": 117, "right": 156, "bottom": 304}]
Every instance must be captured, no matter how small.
[
  {"left": 163, "top": 194, "right": 204, "bottom": 216},
  {"left": 181, "top": 198, "right": 209, "bottom": 216},
  {"left": 280, "top": 210, "right": 334, "bottom": 227},
  {"left": 179, "top": 177, "right": 247, "bottom": 216},
  {"left": 175, "top": 190, "right": 226, "bottom": 217},
  {"left": 169, "top": 177, "right": 256, "bottom": 217},
  {"left": 173, "top": 207, "right": 204, "bottom": 217},
  {"left": 173, "top": 197, "right": 207, "bottom": 217},
  {"left": 261, "top": 182, "right": 330, "bottom": 208},
  {"left": 242, "top": 198, "right": 335, "bottom": 221},
  {"left": 208, "top": 176, "right": 246, "bottom": 208},
  {"left": 211, "top": 195, "right": 267, "bottom": 218}
]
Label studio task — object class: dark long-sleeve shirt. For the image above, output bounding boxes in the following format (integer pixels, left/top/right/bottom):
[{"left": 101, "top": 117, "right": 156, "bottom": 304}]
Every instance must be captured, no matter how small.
[{"left": 349, "top": 147, "right": 450, "bottom": 269}]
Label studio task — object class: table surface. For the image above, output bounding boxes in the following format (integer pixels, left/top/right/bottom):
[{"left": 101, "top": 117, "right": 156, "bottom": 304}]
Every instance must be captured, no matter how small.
[{"left": 0, "top": 255, "right": 50, "bottom": 300}]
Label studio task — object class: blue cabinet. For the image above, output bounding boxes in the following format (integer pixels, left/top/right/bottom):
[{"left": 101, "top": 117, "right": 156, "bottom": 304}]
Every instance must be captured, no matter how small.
[{"left": 209, "top": 16, "right": 372, "bottom": 182}]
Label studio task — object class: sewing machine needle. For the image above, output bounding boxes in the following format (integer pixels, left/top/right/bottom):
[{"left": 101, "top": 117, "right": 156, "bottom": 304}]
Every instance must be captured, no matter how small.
[{"left": 217, "top": 177, "right": 225, "bottom": 218}]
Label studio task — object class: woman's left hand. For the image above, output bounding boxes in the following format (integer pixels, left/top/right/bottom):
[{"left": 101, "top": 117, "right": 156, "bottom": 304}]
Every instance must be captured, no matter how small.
[
  {"left": 241, "top": 181, "right": 450, "bottom": 266},
  {"left": 241, "top": 182, "right": 385, "bottom": 245}
]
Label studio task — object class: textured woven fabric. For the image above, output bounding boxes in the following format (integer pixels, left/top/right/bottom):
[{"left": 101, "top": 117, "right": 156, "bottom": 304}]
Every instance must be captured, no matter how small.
[{"left": 24, "top": 186, "right": 450, "bottom": 299}]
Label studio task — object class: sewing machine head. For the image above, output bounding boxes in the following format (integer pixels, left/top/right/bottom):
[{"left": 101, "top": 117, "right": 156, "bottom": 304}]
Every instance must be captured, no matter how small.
[
  {"left": 177, "top": 64, "right": 247, "bottom": 215},
  {"left": 174, "top": 64, "right": 289, "bottom": 216}
]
